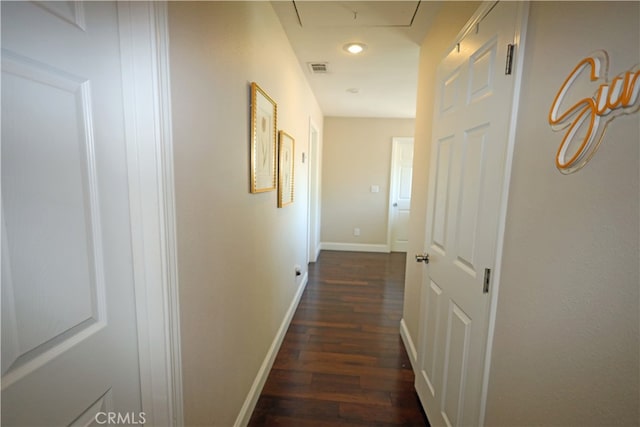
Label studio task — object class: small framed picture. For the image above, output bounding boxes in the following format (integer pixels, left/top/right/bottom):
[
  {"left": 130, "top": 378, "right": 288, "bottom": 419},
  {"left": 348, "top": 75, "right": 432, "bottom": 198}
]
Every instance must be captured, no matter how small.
[
  {"left": 277, "top": 131, "right": 295, "bottom": 207},
  {"left": 250, "top": 82, "right": 277, "bottom": 193}
]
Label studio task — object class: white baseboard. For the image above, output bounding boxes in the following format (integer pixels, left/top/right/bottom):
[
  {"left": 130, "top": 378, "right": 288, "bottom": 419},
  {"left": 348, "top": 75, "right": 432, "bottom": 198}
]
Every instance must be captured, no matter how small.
[
  {"left": 234, "top": 272, "right": 309, "bottom": 427},
  {"left": 400, "top": 318, "right": 418, "bottom": 371},
  {"left": 320, "top": 242, "right": 390, "bottom": 253}
]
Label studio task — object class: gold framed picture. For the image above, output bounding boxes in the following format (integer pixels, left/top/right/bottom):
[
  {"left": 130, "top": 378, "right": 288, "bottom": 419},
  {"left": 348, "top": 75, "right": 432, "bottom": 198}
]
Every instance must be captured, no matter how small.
[
  {"left": 250, "top": 82, "right": 277, "bottom": 193},
  {"left": 277, "top": 131, "right": 295, "bottom": 208}
]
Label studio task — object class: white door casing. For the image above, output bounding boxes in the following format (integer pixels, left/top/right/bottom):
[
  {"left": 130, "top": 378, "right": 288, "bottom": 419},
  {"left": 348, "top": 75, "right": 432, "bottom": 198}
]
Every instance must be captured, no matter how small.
[
  {"left": 1, "top": 2, "right": 182, "bottom": 425},
  {"left": 117, "top": 2, "right": 184, "bottom": 426},
  {"left": 414, "top": 2, "right": 528, "bottom": 426},
  {"left": 307, "top": 119, "right": 321, "bottom": 263},
  {"left": 388, "top": 137, "right": 414, "bottom": 252}
]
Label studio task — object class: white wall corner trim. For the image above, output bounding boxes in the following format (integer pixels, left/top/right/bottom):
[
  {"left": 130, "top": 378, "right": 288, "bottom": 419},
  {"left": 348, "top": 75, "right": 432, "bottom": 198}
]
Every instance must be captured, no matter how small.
[
  {"left": 320, "top": 242, "right": 391, "bottom": 253},
  {"left": 234, "top": 272, "right": 309, "bottom": 427},
  {"left": 117, "top": 2, "right": 184, "bottom": 426},
  {"left": 400, "top": 318, "right": 418, "bottom": 371}
]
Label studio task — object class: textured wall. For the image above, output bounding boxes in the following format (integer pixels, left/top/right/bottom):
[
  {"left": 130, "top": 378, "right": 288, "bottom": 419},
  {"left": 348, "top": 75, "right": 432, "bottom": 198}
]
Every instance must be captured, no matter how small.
[
  {"left": 321, "top": 117, "right": 415, "bottom": 247},
  {"left": 485, "top": 2, "right": 639, "bottom": 425},
  {"left": 168, "top": 2, "right": 323, "bottom": 425}
]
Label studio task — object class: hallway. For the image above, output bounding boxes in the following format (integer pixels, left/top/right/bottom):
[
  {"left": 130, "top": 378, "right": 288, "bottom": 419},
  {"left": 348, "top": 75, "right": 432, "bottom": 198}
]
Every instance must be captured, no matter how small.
[{"left": 249, "top": 251, "right": 429, "bottom": 426}]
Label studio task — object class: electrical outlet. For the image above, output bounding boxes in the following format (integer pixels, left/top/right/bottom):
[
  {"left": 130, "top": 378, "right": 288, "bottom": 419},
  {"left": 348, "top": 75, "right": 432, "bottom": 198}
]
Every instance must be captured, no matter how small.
[
  {"left": 294, "top": 264, "right": 302, "bottom": 276},
  {"left": 353, "top": 227, "right": 360, "bottom": 236}
]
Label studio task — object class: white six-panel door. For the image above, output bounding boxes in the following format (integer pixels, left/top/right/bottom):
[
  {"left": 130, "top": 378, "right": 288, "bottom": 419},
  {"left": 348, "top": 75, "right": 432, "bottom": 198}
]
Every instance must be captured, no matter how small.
[
  {"left": 415, "top": 2, "right": 526, "bottom": 426},
  {"left": 389, "top": 137, "right": 414, "bottom": 252},
  {"left": 1, "top": 2, "right": 144, "bottom": 425}
]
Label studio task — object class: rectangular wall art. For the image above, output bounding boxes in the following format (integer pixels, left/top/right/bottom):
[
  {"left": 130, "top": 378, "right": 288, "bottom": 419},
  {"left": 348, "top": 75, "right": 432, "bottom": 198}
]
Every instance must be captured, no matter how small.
[
  {"left": 250, "top": 82, "right": 277, "bottom": 193},
  {"left": 277, "top": 131, "right": 295, "bottom": 207}
]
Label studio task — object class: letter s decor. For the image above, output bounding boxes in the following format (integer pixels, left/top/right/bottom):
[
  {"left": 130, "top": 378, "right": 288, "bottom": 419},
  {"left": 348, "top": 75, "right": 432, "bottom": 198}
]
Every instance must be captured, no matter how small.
[{"left": 549, "top": 50, "right": 640, "bottom": 174}]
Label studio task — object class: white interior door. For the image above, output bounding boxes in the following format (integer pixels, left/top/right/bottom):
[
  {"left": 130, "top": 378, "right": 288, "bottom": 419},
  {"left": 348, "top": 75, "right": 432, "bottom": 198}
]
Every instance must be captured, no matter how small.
[
  {"left": 2, "top": 2, "right": 143, "bottom": 425},
  {"left": 389, "top": 137, "right": 414, "bottom": 252},
  {"left": 415, "top": 2, "right": 526, "bottom": 426}
]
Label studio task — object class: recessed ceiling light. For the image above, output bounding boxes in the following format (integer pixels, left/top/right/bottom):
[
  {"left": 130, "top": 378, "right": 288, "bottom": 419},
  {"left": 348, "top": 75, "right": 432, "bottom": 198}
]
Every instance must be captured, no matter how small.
[{"left": 344, "top": 43, "right": 366, "bottom": 55}]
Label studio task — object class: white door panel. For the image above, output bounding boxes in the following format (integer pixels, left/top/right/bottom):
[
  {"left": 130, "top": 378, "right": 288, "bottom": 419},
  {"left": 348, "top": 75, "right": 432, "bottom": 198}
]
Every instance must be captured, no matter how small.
[
  {"left": 415, "top": 2, "right": 526, "bottom": 426},
  {"left": 2, "top": 2, "right": 142, "bottom": 425},
  {"left": 419, "top": 279, "right": 443, "bottom": 397},
  {"left": 430, "top": 135, "right": 454, "bottom": 253},
  {"left": 441, "top": 302, "right": 472, "bottom": 427}
]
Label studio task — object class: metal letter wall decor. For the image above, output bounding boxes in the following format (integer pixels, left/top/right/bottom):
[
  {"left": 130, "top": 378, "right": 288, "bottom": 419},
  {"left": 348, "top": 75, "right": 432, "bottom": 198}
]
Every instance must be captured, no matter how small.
[{"left": 549, "top": 50, "right": 640, "bottom": 174}]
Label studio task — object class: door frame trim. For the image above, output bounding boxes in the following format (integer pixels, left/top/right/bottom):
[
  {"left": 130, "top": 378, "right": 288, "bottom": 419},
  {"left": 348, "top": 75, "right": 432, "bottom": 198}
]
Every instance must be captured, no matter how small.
[
  {"left": 479, "top": 2, "right": 530, "bottom": 424},
  {"left": 387, "top": 136, "right": 414, "bottom": 252},
  {"left": 118, "top": 3, "right": 183, "bottom": 426},
  {"left": 306, "top": 117, "right": 321, "bottom": 263}
]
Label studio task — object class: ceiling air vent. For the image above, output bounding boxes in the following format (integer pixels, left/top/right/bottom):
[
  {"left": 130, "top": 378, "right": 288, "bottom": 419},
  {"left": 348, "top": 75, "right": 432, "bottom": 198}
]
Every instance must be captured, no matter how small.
[{"left": 308, "top": 62, "right": 328, "bottom": 74}]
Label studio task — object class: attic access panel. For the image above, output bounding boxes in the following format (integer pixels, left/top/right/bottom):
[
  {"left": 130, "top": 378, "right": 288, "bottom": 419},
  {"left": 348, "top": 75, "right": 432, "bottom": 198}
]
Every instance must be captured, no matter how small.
[{"left": 294, "top": 1, "right": 421, "bottom": 28}]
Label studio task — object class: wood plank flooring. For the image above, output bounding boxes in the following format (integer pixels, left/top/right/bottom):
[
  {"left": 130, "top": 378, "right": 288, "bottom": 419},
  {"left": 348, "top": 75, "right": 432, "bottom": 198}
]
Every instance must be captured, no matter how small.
[{"left": 248, "top": 251, "right": 430, "bottom": 426}]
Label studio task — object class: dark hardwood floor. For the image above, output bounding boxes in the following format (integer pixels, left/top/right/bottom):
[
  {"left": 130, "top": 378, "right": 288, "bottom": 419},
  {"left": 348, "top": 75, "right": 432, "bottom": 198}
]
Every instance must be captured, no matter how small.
[{"left": 248, "top": 251, "right": 430, "bottom": 426}]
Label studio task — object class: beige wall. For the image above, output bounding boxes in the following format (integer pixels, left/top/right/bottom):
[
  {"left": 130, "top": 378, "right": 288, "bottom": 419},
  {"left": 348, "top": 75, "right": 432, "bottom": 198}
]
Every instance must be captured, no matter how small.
[
  {"left": 485, "top": 2, "right": 639, "bottom": 425},
  {"left": 168, "top": 2, "right": 323, "bottom": 425},
  {"left": 402, "top": 1, "right": 479, "bottom": 351},
  {"left": 404, "top": 1, "right": 639, "bottom": 425},
  {"left": 321, "top": 117, "right": 415, "bottom": 248}
]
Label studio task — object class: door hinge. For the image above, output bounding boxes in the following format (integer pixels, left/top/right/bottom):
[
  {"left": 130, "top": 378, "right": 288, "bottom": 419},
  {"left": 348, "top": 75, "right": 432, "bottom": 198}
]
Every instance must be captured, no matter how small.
[
  {"left": 483, "top": 268, "right": 491, "bottom": 294},
  {"left": 505, "top": 44, "right": 515, "bottom": 75}
]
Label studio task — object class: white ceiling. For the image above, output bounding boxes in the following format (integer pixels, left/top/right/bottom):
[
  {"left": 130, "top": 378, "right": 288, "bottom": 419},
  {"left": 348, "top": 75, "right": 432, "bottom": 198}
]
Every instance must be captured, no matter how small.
[{"left": 272, "top": 1, "right": 442, "bottom": 118}]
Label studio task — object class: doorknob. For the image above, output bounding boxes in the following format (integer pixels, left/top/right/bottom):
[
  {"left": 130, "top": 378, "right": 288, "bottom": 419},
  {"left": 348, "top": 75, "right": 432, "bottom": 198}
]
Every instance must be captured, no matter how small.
[
  {"left": 393, "top": 202, "right": 398, "bottom": 207},
  {"left": 415, "top": 253, "right": 430, "bottom": 264}
]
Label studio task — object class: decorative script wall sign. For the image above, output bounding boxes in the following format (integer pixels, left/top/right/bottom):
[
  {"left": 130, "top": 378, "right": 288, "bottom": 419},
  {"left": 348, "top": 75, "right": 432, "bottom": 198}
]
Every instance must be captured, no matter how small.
[{"left": 548, "top": 50, "right": 640, "bottom": 174}]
